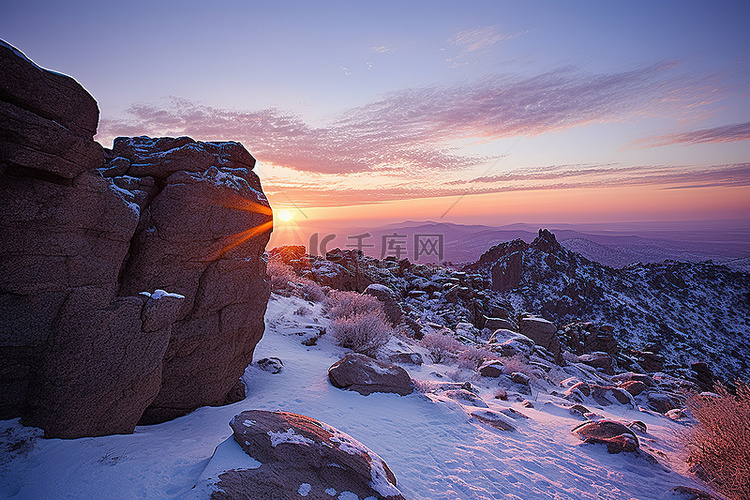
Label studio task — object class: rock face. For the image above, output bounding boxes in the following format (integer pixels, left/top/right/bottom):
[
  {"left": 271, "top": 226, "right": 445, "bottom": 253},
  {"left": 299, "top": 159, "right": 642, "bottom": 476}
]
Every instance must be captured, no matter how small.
[
  {"left": 520, "top": 316, "right": 563, "bottom": 363},
  {"left": 329, "top": 353, "right": 414, "bottom": 396},
  {"left": 220, "top": 410, "right": 405, "bottom": 500},
  {"left": 0, "top": 42, "right": 272, "bottom": 437},
  {"left": 364, "top": 283, "right": 403, "bottom": 326}
]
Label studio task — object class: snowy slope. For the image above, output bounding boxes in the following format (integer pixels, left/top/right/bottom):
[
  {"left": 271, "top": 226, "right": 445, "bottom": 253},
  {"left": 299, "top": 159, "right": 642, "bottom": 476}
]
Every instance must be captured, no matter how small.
[{"left": 0, "top": 294, "right": 719, "bottom": 500}]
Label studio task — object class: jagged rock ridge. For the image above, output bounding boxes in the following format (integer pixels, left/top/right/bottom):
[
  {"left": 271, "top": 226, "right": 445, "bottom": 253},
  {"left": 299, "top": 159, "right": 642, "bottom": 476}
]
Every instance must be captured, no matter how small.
[
  {"left": 0, "top": 41, "right": 273, "bottom": 437},
  {"left": 467, "top": 229, "right": 750, "bottom": 380}
]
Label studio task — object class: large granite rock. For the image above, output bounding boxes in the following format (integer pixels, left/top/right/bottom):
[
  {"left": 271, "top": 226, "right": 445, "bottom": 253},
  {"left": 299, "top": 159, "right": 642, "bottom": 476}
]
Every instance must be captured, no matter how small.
[
  {"left": 329, "top": 353, "right": 414, "bottom": 396},
  {"left": 216, "top": 410, "right": 405, "bottom": 500},
  {"left": 520, "top": 316, "right": 563, "bottom": 363},
  {"left": 0, "top": 41, "right": 272, "bottom": 437}
]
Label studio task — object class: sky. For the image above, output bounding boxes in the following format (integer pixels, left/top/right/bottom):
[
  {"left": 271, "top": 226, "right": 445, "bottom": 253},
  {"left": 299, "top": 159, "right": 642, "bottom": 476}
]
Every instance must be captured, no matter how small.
[{"left": 2, "top": 0, "right": 749, "bottom": 230}]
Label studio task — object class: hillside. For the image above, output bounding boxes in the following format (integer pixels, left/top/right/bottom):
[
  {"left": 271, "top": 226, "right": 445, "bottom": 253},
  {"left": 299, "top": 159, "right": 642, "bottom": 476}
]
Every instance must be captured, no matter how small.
[{"left": 465, "top": 230, "right": 750, "bottom": 381}]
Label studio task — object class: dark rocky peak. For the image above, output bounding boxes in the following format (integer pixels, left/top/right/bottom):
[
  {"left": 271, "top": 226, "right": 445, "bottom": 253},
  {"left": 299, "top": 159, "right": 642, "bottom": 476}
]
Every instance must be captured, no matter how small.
[
  {"left": 531, "top": 228, "right": 562, "bottom": 253},
  {"left": 467, "top": 238, "right": 528, "bottom": 270}
]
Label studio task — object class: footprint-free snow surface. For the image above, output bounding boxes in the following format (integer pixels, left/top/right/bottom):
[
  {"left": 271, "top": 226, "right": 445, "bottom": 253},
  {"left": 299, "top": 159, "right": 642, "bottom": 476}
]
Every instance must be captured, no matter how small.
[{"left": 0, "top": 294, "right": 717, "bottom": 499}]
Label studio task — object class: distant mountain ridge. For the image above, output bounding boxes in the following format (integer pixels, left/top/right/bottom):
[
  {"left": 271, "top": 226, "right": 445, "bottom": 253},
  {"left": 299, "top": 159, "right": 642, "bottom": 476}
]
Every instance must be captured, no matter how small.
[{"left": 337, "top": 220, "right": 750, "bottom": 270}]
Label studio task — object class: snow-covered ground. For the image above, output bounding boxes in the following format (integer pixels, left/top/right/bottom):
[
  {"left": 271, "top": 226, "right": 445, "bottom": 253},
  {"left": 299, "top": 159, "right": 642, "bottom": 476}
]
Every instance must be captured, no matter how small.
[{"left": 0, "top": 294, "right": 717, "bottom": 499}]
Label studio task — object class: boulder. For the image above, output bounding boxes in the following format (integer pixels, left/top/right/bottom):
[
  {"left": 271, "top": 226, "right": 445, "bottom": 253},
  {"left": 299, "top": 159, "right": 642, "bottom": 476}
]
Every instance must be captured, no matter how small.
[
  {"left": 470, "top": 409, "right": 516, "bottom": 431},
  {"left": 389, "top": 352, "right": 424, "bottom": 365},
  {"left": 572, "top": 420, "right": 639, "bottom": 453},
  {"left": 257, "top": 357, "right": 284, "bottom": 374},
  {"left": 328, "top": 353, "right": 413, "bottom": 396},
  {"left": 440, "top": 389, "right": 488, "bottom": 408},
  {"left": 647, "top": 392, "right": 676, "bottom": 414},
  {"left": 484, "top": 317, "right": 517, "bottom": 331},
  {"left": 618, "top": 380, "right": 648, "bottom": 397},
  {"left": 364, "top": 284, "right": 403, "bottom": 326},
  {"left": 220, "top": 410, "right": 405, "bottom": 500},
  {"left": 520, "top": 317, "right": 562, "bottom": 363},
  {"left": 479, "top": 360, "right": 505, "bottom": 378},
  {"left": 577, "top": 352, "right": 616, "bottom": 375}
]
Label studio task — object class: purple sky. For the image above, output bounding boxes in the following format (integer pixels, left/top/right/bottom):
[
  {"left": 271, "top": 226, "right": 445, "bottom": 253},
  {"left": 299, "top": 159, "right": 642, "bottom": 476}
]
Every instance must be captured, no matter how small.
[{"left": 2, "top": 0, "right": 749, "bottom": 225}]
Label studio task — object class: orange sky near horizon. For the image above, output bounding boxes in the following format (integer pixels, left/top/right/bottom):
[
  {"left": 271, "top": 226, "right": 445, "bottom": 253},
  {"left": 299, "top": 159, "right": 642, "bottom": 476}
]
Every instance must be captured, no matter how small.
[{"left": 269, "top": 183, "right": 750, "bottom": 227}]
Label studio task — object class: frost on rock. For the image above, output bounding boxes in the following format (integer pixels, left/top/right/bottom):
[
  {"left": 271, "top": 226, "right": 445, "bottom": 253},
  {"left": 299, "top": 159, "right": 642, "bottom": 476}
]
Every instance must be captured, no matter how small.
[{"left": 268, "top": 428, "right": 315, "bottom": 448}]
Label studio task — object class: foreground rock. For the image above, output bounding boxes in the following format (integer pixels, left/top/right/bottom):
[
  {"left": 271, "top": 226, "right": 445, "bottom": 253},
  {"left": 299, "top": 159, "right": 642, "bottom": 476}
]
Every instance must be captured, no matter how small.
[
  {"left": 215, "top": 410, "right": 405, "bottom": 500},
  {"left": 329, "top": 353, "right": 414, "bottom": 396},
  {"left": 0, "top": 42, "right": 272, "bottom": 437}
]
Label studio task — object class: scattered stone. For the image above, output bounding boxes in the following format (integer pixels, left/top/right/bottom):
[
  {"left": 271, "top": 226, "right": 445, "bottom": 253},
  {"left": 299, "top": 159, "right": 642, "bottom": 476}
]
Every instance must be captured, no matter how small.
[
  {"left": 666, "top": 408, "right": 688, "bottom": 421},
  {"left": 389, "top": 352, "right": 424, "bottom": 366},
  {"left": 499, "top": 407, "right": 530, "bottom": 420},
  {"left": 257, "top": 357, "right": 284, "bottom": 374},
  {"left": 522, "top": 400, "right": 534, "bottom": 408},
  {"left": 577, "top": 352, "right": 615, "bottom": 375},
  {"left": 470, "top": 409, "right": 516, "bottom": 431},
  {"left": 494, "top": 389, "right": 508, "bottom": 400},
  {"left": 627, "top": 420, "right": 648, "bottom": 433},
  {"left": 222, "top": 410, "right": 405, "bottom": 500},
  {"left": 510, "top": 372, "right": 531, "bottom": 386},
  {"left": 668, "top": 486, "right": 721, "bottom": 500},
  {"left": 484, "top": 317, "right": 517, "bottom": 331},
  {"left": 328, "top": 353, "right": 414, "bottom": 396},
  {"left": 572, "top": 420, "right": 640, "bottom": 454},
  {"left": 441, "top": 389, "right": 488, "bottom": 408},
  {"left": 479, "top": 360, "right": 505, "bottom": 378},
  {"left": 647, "top": 392, "right": 676, "bottom": 414},
  {"left": 569, "top": 404, "right": 591, "bottom": 418},
  {"left": 520, "top": 317, "right": 562, "bottom": 363},
  {"left": 618, "top": 380, "right": 648, "bottom": 397}
]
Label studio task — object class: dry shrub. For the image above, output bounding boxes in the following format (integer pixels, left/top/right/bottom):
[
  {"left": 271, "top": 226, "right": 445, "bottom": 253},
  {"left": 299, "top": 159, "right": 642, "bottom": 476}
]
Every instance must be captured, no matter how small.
[
  {"left": 457, "top": 346, "right": 498, "bottom": 370},
  {"left": 324, "top": 290, "right": 392, "bottom": 357},
  {"left": 267, "top": 260, "right": 326, "bottom": 302},
  {"left": 324, "top": 290, "right": 382, "bottom": 319},
  {"left": 685, "top": 382, "right": 750, "bottom": 500},
  {"left": 329, "top": 312, "right": 392, "bottom": 357},
  {"left": 300, "top": 281, "right": 326, "bottom": 302},
  {"left": 421, "top": 332, "right": 464, "bottom": 364},
  {"left": 267, "top": 260, "right": 297, "bottom": 294},
  {"left": 501, "top": 354, "right": 536, "bottom": 379}
]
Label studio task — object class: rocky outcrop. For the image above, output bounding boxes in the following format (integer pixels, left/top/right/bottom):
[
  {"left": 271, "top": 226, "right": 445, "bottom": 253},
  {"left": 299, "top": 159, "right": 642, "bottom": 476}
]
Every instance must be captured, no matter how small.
[
  {"left": 219, "top": 410, "right": 405, "bottom": 500},
  {"left": 364, "top": 284, "right": 403, "bottom": 326},
  {"left": 0, "top": 41, "right": 272, "bottom": 437}
]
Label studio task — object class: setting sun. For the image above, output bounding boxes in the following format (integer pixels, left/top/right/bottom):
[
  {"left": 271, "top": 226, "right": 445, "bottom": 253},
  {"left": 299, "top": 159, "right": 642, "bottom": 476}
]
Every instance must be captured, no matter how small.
[{"left": 277, "top": 209, "right": 295, "bottom": 222}]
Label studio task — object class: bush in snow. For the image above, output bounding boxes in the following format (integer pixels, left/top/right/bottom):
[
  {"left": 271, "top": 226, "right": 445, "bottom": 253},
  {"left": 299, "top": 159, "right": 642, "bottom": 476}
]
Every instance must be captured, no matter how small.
[
  {"left": 324, "top": 290, "right": 383, "bottom": 320},
  {"left": 684, "top": 382, "right": 750, "bottom": 500},
  {"left": 267, "top": 260, "right": 327, "bottom": 302},
  {"left": 267, "top": 260, "right": 297, "bottom": 295},
  {"left": 457, "top": 345, "right": 497, "bottom": 370},
  {"left": 300, "top": 281, "right": 326, "bottom": 302},
  {"left": 421, "top": 332, "right": 464, "bottom": 364},
  {"left": 328, "top": 311, "right": 392, "bottom": 357},
  {"left": 500, "top": 354, "right": 537, "bottom": 380}
]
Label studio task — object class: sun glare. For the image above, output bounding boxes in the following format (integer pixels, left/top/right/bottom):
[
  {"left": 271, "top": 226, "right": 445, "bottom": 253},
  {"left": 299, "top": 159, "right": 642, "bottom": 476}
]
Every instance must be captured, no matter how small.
[{"left": 277, "top": 209, "right": 295, "bottom": 222}]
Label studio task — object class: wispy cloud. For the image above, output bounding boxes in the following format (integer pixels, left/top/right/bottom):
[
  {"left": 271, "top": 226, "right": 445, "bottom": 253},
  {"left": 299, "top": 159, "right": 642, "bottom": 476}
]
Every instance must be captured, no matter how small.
[
  {"left": 443, "top": 25, "right": 529, "bottom": 65},
  {"left": 371, "top": 45, "right": 396, "bottom": 54},
  {"left": 632, "top": 121, "right": 750, "bottom": 148},
  {"left": 99, "top": 63, "right": 725, "bottom": 179}
]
